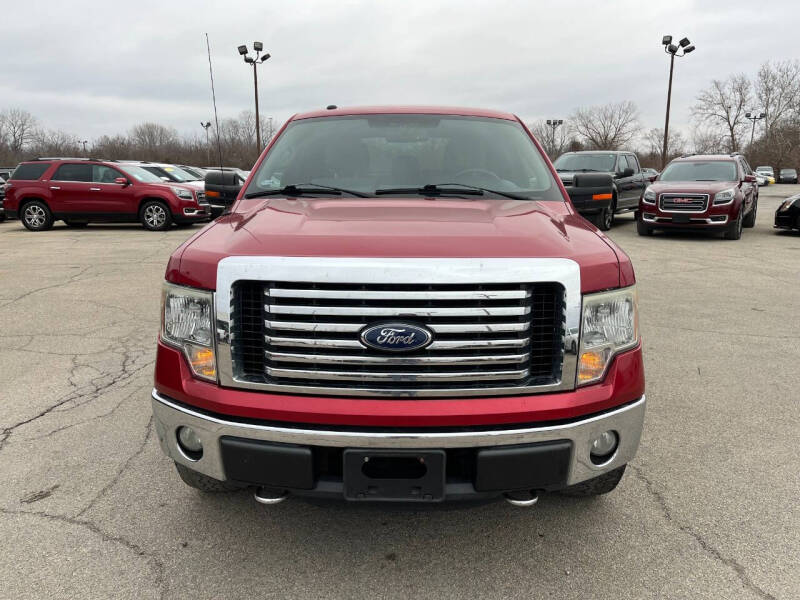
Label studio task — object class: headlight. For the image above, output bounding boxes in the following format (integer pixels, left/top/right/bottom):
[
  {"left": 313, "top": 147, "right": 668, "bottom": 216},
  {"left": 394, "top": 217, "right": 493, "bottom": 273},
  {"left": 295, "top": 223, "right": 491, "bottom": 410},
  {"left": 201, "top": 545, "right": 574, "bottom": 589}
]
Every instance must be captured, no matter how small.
[
  {"left": 577, "top": 286, "right": 639, "bottom": 386},
  {"left": 642, "top": 188, "right": 656, "bottom": 204},
  {"left": 712, "top": 188, "right": 735, "bottom": 205},
  {"left": 170, "top": 186, "right": 194, "bottom": 200},
  {"left": 779, "top": 197, "right": 798, "bottom": 211},
  {"left": 161, "top": 282, "right": 216, "bottom": 381}
]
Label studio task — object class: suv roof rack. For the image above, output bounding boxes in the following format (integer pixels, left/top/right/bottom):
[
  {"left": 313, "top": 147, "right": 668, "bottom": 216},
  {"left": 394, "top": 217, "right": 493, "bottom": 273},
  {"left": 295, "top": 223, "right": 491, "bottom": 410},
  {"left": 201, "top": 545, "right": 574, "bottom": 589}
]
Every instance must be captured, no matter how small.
[{"left": 34, "top": 157, "right": 106, "bottom": 162}]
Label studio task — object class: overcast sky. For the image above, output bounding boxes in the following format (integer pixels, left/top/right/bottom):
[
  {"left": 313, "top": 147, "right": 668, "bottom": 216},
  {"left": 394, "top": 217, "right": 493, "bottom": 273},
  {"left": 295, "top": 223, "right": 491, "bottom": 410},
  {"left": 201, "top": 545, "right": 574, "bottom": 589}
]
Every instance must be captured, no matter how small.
[{"left": 2, "top": 0, "right": 798, "bottom": 146}]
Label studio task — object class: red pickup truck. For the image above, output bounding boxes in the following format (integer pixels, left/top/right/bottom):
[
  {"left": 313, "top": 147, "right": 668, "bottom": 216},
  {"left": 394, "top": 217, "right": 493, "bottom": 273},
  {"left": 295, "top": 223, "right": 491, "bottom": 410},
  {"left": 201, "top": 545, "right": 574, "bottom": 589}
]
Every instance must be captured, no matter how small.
[{"left": 153, "top": 106, "right": 645, "bottom": 505}]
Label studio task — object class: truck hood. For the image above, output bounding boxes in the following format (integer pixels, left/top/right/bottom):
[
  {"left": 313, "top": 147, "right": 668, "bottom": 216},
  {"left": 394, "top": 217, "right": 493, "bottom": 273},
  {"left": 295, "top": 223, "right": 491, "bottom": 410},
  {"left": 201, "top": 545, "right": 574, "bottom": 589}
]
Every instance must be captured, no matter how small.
[
  {"left": 649, "top": 180, "right": 738, "bottom": 195},
  {"left": 170, "top": 198, "right": 632, "bottom": 293}
]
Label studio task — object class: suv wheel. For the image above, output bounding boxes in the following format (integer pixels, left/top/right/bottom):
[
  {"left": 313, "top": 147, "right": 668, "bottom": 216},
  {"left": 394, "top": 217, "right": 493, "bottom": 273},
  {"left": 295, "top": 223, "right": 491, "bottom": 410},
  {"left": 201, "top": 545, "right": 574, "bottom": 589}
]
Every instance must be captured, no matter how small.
[
  {"left": 636, "top": 216, "right": 653, "bottom": 236},
  {"left": 724, "top": 209, "right": 743, "bottom": 240},
  {"left": 140, "top": 200, "right": 172, "bottom": 231},
  {"left": 742, "top": 198, "right": 757, "bottom": 228},
  {"left": 560, "top": 465, "right": 627, "bottom": 497},
  {"left": 21, "top": 201, "right": 54, "bottom": 231}
]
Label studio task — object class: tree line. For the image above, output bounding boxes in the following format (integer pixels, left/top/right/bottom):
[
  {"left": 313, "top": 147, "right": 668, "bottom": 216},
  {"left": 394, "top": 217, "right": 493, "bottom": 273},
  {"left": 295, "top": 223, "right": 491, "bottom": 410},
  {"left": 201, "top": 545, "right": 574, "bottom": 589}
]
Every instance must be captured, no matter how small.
[
  {"left": 2, "top": 59, "right": 798, "bottom": 171},
  {"left": 528, "top": 60, "right": 800, "bottom": 169},
  {"left": 0, "top": 109, "right": 275, "bottom": 169}
]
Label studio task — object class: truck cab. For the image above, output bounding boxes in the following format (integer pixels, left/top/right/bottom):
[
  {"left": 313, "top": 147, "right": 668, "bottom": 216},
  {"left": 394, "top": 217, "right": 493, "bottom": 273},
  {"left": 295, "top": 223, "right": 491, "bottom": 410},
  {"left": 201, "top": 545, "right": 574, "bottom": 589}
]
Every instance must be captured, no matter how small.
[{"left": 152, "top": 106, "right": 645, "bottom": 505}]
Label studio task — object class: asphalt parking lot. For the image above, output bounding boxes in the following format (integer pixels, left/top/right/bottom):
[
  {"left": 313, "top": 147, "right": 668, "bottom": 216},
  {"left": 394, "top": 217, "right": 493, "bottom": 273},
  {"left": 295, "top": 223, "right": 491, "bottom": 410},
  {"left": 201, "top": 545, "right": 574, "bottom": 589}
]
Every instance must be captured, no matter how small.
[{"left": 1, "top": 186, "right": 798, "bottom": 600}]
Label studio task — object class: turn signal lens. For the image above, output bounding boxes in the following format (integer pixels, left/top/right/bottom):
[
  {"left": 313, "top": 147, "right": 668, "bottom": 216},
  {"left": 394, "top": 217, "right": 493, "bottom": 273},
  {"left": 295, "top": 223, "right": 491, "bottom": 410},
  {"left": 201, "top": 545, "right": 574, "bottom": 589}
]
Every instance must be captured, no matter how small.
[
  {"left": 187, "top": 344, "right": 216, "bottom": 379},
  {"left": 578, "top": 349, "right": 611, "bottom": 382}
]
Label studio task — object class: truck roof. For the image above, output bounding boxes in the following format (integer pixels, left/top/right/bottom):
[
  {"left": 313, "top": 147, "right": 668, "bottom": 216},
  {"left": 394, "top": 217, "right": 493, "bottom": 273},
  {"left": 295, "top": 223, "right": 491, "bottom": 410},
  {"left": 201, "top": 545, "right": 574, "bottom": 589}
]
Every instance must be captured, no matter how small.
[{"left": 292, "top": 105, "right": 518, "bottom": 121}]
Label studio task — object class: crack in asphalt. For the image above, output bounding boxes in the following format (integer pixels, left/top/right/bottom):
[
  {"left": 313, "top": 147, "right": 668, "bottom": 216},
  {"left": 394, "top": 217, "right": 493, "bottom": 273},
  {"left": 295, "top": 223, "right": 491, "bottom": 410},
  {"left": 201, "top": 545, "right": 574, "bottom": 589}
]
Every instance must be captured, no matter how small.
[
  {"left": 0, "top": 506, "right": 166, "bottom": 599},
  {"left": 75, "top": 415, "right": 154, "bottom": 519},
  {"left": 0, "top": 266, "right": 91, "bottom": 309},
  {"left": 629, "top": 465, "right": 778, "bottom": 600}
]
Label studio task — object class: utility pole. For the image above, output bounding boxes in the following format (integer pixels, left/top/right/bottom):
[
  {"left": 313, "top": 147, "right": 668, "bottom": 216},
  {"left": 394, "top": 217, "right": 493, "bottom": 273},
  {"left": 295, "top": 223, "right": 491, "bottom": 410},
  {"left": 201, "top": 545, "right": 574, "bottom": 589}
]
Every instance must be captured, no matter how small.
[
  {"left": 660, "top": 35, "right": 695, "bottom": 168},
  {"left": 545, "top": 119, "right": 563, "bottom": 157},
  {"left": 237, "top": 42, "right": 271, "bottom": 155}
]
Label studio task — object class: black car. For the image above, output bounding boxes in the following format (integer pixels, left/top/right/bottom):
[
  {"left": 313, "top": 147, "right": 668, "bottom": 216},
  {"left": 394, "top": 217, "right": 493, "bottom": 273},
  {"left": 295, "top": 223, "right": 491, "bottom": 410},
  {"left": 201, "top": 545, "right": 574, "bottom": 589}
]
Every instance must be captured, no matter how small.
[
  {"left": 778, "top": 168, "right": 798, "bottom": 184},
  {"left": 775, "top": 194, "right": 800, "bottom": 231},
  {"left": 553, "top": 150, "right": 647, "bottom": 230}
]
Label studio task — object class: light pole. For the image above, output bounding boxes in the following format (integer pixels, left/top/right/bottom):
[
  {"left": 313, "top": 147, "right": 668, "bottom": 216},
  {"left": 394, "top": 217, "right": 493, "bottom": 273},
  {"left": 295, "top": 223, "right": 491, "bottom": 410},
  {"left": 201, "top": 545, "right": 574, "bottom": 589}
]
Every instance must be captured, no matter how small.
[
  {"left": 545, "top": 119, "right": 563, "bottom": 156},
  {"left": 661, "top": 35, "right": 695, "bottom": 168},
  {"left": 201, "top": 121, "right": 212, "bottom": 165},
  {"left": 79, "top": 140, "right": 89, "bottom": 154},
  {"left": 745, "top": 111, "right": 766, "bottom": 148},
  {"left": 237, "top": 42, "right": 271, "bottom": 154}
]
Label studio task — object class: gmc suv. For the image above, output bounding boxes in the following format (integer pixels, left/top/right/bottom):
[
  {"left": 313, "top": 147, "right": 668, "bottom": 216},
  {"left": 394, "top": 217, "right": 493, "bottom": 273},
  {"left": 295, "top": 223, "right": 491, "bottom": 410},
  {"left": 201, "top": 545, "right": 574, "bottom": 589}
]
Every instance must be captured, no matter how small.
[
  {"left": 3, "top": 158, "right": 210, "bottom": 231},
  {"left": 152, "top": 106, "right": 645, "bottom": 506},
  {"left": 553, "top": 151, "right": 647, "bottom": 230},
  {"left": 637, "top": 154, "right": 758, "bottom": 240}
]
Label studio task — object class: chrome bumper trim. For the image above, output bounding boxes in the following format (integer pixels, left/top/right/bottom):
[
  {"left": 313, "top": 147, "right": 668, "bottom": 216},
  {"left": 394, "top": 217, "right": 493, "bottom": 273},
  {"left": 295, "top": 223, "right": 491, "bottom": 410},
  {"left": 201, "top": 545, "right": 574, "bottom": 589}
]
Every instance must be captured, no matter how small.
[{"left": 152, "top": 390, "right": 645, "bottom": 487}]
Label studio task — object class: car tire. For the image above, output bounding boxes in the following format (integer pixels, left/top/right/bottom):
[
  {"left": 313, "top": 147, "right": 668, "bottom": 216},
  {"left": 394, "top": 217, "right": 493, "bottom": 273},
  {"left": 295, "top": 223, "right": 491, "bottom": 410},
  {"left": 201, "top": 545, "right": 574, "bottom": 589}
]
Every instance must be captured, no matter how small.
[
  {"left": 64, "top": 220, "right": 89, "bottom": 228},
  {"left": 724, "top": 209, "right": 743, "bottom": 240},
  {"left": 590, "top": 206, "right": 613, "bottom": 231},
  {"left": 636, "top": 216, "right": 653, "bottom": 236},
  {"left": 559, "top": 465, "right": 627, "bottom": 497},
  {"left": 21, "top": 200, "right": 54, "bottom": 232},
  {"left": 140, "top": 200, "right": 172, "bottom": 231},
  {"left": 174, "top": 462, "right": 241, "bottom": 493},
  {"left": 742, "top": 198, "right": 757, "bottom": 228}
]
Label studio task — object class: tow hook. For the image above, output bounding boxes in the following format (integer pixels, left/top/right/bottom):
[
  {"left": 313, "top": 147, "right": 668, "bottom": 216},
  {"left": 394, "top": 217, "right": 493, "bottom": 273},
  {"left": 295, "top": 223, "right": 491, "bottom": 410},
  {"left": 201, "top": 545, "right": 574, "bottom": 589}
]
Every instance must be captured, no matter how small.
[
  {"left": 254, "top": 487, "right": 289, "bottom": 505},
  {"left": 504, "top": 490, "right": 539, "bottom": 507}
]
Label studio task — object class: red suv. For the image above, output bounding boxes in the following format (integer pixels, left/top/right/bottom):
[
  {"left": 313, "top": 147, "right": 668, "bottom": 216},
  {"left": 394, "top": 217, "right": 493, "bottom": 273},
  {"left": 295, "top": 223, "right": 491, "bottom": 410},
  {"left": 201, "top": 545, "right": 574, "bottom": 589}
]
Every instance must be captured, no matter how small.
[
  {"left": 3, "top": 158, "right": 210, "bottom": 231},
  {"left": 637, "top": 153, "right": 758, "bottom": 240}
]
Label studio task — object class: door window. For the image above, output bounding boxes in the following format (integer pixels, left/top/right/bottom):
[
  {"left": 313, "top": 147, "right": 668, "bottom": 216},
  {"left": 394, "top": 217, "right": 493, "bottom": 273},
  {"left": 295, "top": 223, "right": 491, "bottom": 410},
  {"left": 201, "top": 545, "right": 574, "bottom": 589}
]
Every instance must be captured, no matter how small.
[
  {"left": 626, "top": 155, "right": 640, "bottom": 173},
  {"left": 53, "top": 163, "right": 92, "bottom": 182},
  {"left": 92, "top": 165, "right": 124, "bottom": 183}
]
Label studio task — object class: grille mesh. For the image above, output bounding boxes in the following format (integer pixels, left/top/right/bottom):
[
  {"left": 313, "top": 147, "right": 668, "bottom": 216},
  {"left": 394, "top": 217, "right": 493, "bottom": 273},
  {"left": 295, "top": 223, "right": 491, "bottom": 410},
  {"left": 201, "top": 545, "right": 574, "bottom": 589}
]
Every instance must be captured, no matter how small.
[{"left": 230, "top": 281, "right": 565, "bottom": 394}]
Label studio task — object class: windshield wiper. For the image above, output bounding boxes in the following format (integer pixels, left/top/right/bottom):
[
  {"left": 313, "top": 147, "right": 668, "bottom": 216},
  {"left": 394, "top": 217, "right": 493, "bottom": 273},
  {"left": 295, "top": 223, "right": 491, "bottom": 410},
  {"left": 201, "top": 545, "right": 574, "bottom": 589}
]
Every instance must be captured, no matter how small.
[
  {"left": 244, "top": 183, "right": 368, "bottom": 199},
  {"left": 375, "top": 183, "right": 525, "bottom": 200}
]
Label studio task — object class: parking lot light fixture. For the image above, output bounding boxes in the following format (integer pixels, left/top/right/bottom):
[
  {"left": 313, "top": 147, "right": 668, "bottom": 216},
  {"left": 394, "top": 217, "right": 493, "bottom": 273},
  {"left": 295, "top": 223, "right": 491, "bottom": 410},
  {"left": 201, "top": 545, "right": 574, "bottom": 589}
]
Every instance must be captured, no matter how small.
[
  {"left": 238, "top": 41, "right": 271, "bottom": 154},
  {"left": 745, "top": 111, "right": 767, "bottom": 148},
  {"left": 661, "top": 34, "right": 696, "bottom": 168}
]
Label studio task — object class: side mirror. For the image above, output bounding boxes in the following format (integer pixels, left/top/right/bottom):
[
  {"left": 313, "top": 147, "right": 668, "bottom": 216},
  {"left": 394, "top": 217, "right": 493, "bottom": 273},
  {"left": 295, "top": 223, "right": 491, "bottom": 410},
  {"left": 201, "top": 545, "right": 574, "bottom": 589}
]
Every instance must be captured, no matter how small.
[
  {"left": 744, "top": 174, "right": 757, "bottom": 183},
  {"left": 648, "top": 175, "right": 657, "bottom": 183},
  {"left": 619, "top": 168, "right": 635, "bottom": 178},
  {"left": 114, "top": 177, "right": 129, "bottom": 186}
]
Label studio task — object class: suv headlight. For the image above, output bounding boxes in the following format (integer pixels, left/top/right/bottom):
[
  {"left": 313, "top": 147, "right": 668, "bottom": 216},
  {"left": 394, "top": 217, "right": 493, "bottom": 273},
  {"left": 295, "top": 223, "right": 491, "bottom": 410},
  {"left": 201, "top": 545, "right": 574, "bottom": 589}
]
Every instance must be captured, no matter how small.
[
  {"left": 713, "top": 188, "right": 735, "bottom": 205},
  {"left": 642, "top": 188, "right": 656, "bottom": 204},
  {"left": 578, "top": 286, "right": 639, "bottom": 385},
  {"left": 779, "top": 196, "right": 798, "bottom": 211},
  {"left": 161, "top": 282, "right": 216, "bottom": 381},
  {"left": 170, "top": 186, "right": 194, "bottom": 200}
]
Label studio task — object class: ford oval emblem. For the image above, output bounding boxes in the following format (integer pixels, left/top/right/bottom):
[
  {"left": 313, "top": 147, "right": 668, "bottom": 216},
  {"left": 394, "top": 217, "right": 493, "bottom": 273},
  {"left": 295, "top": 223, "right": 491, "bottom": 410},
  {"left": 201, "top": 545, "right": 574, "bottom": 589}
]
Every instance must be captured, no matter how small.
[{"left": 360, "top": 323, "right": 433, "bottom": 352}]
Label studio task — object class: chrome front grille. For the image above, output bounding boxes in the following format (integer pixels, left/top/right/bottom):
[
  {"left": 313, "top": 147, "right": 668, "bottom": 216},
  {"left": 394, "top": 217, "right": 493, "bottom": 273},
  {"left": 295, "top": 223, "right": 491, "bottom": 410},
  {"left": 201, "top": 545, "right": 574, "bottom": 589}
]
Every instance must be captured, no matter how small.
[
  {"left": 196, "top": 191, "right": 207, "bottom": 203},
  {"left": 229, "top": 281, "right": 565, "bottom": 396},
  {"left": 659, "top": 193, "right": 708, "bottom": 212}
]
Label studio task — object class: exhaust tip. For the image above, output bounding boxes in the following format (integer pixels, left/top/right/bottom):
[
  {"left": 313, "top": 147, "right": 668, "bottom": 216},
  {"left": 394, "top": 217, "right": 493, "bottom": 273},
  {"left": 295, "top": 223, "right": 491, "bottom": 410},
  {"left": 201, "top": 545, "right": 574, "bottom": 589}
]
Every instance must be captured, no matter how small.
[
  {"left": 254, "top": 487, "right": 289, "bottom": 505},
  {"left": 504, "top": 490, "right": 539, "bottom": 507}
]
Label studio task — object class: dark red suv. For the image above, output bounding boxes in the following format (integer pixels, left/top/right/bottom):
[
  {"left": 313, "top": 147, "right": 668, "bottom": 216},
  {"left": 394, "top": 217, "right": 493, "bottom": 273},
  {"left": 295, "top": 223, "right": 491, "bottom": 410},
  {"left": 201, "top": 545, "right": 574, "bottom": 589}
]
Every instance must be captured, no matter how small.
[
  {"left": 3, "top": 158, "right": 211, "bottom": 231},
  {"left": 637, "top": 154, "right": 758, "bottom": 240}
]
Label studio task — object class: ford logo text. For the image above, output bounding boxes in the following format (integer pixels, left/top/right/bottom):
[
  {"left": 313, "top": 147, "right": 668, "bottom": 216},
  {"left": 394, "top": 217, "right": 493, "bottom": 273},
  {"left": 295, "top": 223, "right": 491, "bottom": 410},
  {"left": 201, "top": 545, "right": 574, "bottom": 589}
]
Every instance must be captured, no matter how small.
[{"left": 360, "top": 323, "right": 433, "bottom": 352}]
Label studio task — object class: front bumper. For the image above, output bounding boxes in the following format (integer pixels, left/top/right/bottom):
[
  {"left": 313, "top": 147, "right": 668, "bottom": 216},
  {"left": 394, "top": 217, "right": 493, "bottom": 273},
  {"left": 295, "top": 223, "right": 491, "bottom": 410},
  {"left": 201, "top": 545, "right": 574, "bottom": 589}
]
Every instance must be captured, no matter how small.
[
  {"left": 774, "top": 210, "right": 799, "bottom": 230},
  {"left": 639, "top": 204, "right": 731, "bottom": 228},
  {"left": 152, "top": 389, "right": 646, "bottom": 499}
]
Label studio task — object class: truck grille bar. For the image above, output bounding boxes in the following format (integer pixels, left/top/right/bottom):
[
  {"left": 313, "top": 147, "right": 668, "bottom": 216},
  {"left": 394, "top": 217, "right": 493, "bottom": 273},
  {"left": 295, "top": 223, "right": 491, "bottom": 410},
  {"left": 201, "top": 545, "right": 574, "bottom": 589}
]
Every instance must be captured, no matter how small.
[
  {"left": 229, "top": 281, "right": 565, "bottom": 396},
  {"left": 659, "top": 193, "right": 709, "bottom": 212}
]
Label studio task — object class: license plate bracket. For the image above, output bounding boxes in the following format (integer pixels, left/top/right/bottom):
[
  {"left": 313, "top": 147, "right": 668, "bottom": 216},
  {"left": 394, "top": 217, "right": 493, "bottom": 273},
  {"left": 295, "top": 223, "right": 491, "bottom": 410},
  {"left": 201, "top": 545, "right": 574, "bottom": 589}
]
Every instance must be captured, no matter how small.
[
  {"left": 672, "top": 213, "right": 691, "bottom": 224},
  {"left": 343, "top": 449, "right": 445, "bottom": 502}
]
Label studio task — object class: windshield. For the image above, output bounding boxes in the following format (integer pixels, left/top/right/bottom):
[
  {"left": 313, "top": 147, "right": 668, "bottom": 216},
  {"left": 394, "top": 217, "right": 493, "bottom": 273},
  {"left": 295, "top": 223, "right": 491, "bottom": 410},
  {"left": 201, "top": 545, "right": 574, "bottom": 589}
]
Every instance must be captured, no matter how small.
[
  {"left": 660, "top": 161, "right": 738, "bottom": 182},
  {"left": 780, "top": 169, "right": 796, "bottom": 175},
  {"left": 756, "top": 166, "right": 772, "bottom": 173},
  {"left": 244, "top": 114, "right": 562, "bottom": 200},
  {"left": 121, "top": 165, "right": 165, "bottom": 183},
  {"left": 180, "top": 166, "right": 207, "bottom": 179},
  {"left": 553, "top": 153, "right": 617, "bottom": 172}
]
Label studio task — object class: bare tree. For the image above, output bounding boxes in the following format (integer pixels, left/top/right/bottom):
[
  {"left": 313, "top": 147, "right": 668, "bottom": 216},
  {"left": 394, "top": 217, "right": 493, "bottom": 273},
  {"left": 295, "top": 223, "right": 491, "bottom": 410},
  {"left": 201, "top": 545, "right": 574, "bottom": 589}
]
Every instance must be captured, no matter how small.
[
  {"left": 527, "top": 119, "right": 571, "bottom": 159},
  {"left": 129, "top": 122, "right": 179, "bottom": 155},
  {"left": 570, "top": 101, "right": 640, "bottom": 150},
  {"left": 691, "top": 75, "right": 751, "bottom": 153},
  {"left": 691, "top": 127, "right": 726, "bottom": 155},
  {"left": 29, "top": 129, "right": 81, "bottom": 157},
  {"left": 641, "top": 127, "right": 686, "bottom": 165},
  {"left": 0, "top": 108, "right": 38, "bottom": 154},
  {"left": 755, "top": 60, "right": 800, "bottom": 138}
]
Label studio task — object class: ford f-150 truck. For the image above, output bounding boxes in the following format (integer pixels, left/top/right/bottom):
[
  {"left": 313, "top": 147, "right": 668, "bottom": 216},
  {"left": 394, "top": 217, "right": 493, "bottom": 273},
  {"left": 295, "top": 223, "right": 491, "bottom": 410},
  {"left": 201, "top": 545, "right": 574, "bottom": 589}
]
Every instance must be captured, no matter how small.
[{"left": 152, "top": 106, "right": 645, "bottom": 506}]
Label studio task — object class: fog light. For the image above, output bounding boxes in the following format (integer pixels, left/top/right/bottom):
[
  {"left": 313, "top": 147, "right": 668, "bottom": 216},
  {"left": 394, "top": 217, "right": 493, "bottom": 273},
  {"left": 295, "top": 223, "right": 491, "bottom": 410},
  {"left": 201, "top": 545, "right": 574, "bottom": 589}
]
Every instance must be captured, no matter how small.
[
  {"left": 177, "top": 426, "right": 203, "bottom": 460},
  {"left": 590, "top": 430, "right": 618, "bottom": 461}
]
